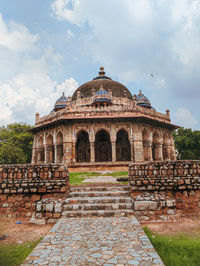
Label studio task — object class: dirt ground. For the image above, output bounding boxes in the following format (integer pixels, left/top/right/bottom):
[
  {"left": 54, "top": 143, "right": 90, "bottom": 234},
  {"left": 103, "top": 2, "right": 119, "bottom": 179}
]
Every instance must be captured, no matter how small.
[
  {"left": 142, "top": 213, "right": 200, "bottom": 237},
  {"left": 1, "top": 213, "right": 200, "bottom": 245},
  {"left": 0, "top": 218, "right": 53, "bottom": 245}
]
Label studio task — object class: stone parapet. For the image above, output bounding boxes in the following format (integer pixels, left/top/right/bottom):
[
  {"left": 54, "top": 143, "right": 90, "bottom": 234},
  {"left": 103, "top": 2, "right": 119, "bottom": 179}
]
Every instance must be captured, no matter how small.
[
  {"left": 130, "top": 160, "right": 200, "bottom": 179},
  {"left": 35, "top": 104, "right": 171, "bottom": 128},
  {"left": 129, "top": 160, "right": 200, "bottom": 192},
  {"left": 0, "top": 164, "right": 69, "bottom": 194},
  {"left": 129, "top": 160, "right": 200, "bottom": 221},
  {"left": 0, "top": 164, "right": 70, "bottom": 218}
]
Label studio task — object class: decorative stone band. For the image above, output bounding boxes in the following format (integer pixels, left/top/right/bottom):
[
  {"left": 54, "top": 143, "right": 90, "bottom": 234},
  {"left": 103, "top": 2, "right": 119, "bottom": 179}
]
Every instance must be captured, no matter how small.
[{"left": 0, "top": 164, "right": 69, "bottom": 194}]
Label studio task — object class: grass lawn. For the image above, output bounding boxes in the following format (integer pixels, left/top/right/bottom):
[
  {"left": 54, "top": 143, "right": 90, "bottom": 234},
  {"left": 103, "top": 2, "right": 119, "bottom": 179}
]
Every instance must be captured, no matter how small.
[
  {"left": 144, "top": 227, "right": 200, "bottom": 266},
  {"left": 0, "top": 240, "right": 40, "bottom": 266},
  {"left": 69, "top": 171, "right": 128, "bottom": 185}
]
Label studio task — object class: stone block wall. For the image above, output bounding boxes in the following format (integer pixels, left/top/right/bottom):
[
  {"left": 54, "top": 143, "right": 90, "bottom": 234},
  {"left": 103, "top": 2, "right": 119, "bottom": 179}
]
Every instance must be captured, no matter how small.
[
  {"left": 129, "top": 160, "right": 200, "bottom": 191},
  {"left": 129, "top": 161, "right": 200, "bottom": 222},
  {"left": 0, "top": 164, "right": 70, "bottom": 218}
]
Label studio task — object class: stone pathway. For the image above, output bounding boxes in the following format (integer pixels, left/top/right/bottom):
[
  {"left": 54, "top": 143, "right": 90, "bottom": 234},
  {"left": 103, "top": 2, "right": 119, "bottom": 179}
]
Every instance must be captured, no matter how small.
[{"left": 22, "top": 217, "right": 163, "bottom": 266}]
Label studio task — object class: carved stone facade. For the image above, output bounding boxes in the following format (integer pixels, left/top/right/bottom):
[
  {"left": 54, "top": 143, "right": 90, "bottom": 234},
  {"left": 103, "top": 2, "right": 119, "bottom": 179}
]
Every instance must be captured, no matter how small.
[{"left": 31, "top": 67, "right": 177, "bottom": 168}]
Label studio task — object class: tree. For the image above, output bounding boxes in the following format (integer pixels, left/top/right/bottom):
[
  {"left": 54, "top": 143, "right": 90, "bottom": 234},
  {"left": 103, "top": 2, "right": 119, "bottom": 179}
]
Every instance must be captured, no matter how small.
[
  {"left": 0, "top": 123, "right": 33, "bottom": 164},
  {"left": 173, "top": 127, "right": 200, "bottom": 160}
]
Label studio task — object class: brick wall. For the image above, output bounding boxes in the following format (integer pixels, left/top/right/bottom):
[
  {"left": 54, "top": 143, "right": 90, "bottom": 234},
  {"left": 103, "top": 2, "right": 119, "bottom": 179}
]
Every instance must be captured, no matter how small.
[{"left": 0, "top": 164, "right": 70, "bottom": 218}]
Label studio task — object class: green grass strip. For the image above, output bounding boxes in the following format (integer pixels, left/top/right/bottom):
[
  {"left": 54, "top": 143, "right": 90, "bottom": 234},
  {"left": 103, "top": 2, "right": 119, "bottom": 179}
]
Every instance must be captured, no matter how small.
[
  {"left": 0, "top": 239, "right": 40, "bottom": 266},
  {"left": 144, "top": 227, "right": 200, "bottom": 266},
  {"left": 69, "top": 171, "right": 128, "bottom": 185}
]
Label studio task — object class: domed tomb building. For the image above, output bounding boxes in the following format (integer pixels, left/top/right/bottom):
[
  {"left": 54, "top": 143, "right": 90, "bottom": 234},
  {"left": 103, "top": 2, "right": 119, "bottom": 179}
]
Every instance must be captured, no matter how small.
[{"left": 31, "top": 67, "right": 178, "bottom": 170}]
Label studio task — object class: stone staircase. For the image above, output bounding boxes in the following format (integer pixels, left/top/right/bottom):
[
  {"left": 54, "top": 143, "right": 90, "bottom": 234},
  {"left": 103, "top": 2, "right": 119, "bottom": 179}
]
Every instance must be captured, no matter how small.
[{"left": 62, "top": 186, "right": 134, "bottom": 218}]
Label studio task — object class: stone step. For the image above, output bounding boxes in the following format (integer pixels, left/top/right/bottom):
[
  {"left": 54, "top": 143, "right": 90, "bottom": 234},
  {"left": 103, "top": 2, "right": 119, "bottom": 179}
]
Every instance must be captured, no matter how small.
[
  {"left": 65, "top": 196, "right": 133, "bottom": 205},
  {"left": 69, "top": 191, "right": 129, "bottom": 198},
  {"left": 70, "top": 186, "right": 129, "bottom": 192},
  {"left": 63, "top": 202, "right": 133, "bottom": 211},
  {"left": 61, "top": 209, "right": 134, "bottom": 218}
]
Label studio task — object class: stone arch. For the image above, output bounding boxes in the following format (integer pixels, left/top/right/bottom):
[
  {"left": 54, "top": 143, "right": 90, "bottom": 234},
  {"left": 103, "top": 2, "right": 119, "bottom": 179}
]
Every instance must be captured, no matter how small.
[
  {"left": 46, "top": 134, "right": 54, "bottom": 163},
  {"left": 95, "top": 129, "right": 112, "bottom": 162},
  {"left": 56, "top": 132, "right": 63, "bottom": 163},
  {"left": 76, "top": 130, "right": 90, "bottom": 162},
  {"left": 152, "top": 131, "right": 161, "bottom": 161},
  {"left": 142, "top": 128, "right": 151, "bottom": 161},
  {"left": 38, "top": 136, "right": 44, "bottom": 163},
  {"left": 76, "top": 128, "right": 89, "bottom": 140},
  {"left": 116, "top": 129, "right": 131, "bottom": 161}
]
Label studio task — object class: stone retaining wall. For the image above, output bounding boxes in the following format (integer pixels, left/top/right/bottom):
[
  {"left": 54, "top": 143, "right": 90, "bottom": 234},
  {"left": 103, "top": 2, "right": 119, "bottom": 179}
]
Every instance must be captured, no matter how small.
[
  {"left": 129, "top": 160, "right": 200, "bottom": 191},
  {"left": 129, "top": 161, "right": 200, "bottom": 221},
  {"left": 0, "top": 164, "right": 70, "bottom": 218}
]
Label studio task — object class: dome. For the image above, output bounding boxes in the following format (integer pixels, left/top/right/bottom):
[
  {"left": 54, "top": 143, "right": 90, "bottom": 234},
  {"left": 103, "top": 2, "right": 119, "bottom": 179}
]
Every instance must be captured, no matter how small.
[
  {"left": 136, "top": 90, "right": 152, "bottom": 109},
  {"left": 72, "top": 67, "right": 132, "bottom": 100},
  {"left": 54, "top": 92, "right": 67, "bottom": 111}
]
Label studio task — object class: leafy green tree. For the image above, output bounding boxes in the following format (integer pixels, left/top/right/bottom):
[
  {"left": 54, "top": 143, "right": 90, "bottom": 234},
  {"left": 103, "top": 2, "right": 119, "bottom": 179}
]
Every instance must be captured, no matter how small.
[
  {"left": 0, "top": 123, "right": 33, "bottom": 164},
  {"left": 173, "top": 127, "right": 200, "bottom": 159}
]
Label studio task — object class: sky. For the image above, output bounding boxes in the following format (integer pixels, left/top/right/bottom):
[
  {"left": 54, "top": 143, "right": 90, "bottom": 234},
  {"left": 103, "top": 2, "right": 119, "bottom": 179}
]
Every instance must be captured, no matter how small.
[{"left": 0, "top": 0, "right": 200, "bottom": 129}]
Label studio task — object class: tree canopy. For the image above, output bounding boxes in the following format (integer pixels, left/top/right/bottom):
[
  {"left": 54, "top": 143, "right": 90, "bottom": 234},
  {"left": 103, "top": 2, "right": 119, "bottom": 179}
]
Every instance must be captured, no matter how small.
[
  {"left": 0, "top": 123, "right": 33, "bottom": 164},
  {"left": 173, "top": 127, "right": 200, "bottom": 160}
]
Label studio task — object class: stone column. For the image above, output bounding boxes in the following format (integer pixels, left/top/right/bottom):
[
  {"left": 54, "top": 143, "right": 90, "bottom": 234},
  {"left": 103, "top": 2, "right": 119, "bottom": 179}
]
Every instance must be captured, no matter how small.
[
  {"left": 166, "top": 145, "right": 171, "bottom": 160},
  {"left": 154, "top": 143, "right": 163, "bottom": 161},
  {"left": 149, "top": 142, "right": 153, "bottom": 161},
  {"left": 158, "top": 143, "right": 163, "bottom": 161},
  {"left": 111, "top": 141, "right": 116, "bottom": 162},
  {"left": 90, "top": 142, "right": 95, "bottom": 162},
  {"left": 144, "top": 141, "right": 153, "bottom": 161},
  {"left": 44, "top": 145, "right": 48, "bottom": 164},
  {"left": 54, "top": 145, "right": 58, "bottom": 164},
  {"left": 72, "top": 142, "right": 76, "bottom": 163},
  {"left": 132, "top": 125, "right": 144, "bottom": 162},
  {"left": 130, "top": 140, "right": 134, "bottom": 162},
  {"left": 170, "top": 136, "right": 176, "bottom": 160},
  {"left": 31, "top": 135, "right": 37, "bottom": 164}
]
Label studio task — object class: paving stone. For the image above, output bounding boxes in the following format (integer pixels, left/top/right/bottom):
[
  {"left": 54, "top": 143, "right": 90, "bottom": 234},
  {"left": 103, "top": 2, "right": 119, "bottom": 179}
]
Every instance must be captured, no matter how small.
[{"left": 22, "top": 217, "right": 163, "bottom": 265}]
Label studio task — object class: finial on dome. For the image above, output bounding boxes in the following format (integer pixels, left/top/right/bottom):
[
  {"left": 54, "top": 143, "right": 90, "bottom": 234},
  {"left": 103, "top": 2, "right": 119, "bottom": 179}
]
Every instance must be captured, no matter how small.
[
  {"left": 139, "top": 90, "right": 142, "bottom": 95},
  {"left": 99, "top": 66, "right": 105, "bottom": 76},
  {"left": 62, "top": 92, "right": 65, "bottom": 97}
]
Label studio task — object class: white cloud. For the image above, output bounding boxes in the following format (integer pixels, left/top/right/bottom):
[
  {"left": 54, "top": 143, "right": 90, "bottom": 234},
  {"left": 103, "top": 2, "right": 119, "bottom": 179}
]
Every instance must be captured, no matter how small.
[
  {"left": 0, "top": 73, "right": 78, "bottom": 126},
  {"left": 57, "top": 77, "right": 78, "bottom": 96},
  {"left": 50, "top": 0, "right": 200, "bottom": 130},
  {"left": 51, "top": 0, "right": 200, "bottom": 86},
  {"left": 174, "top": 108, "right": 198, "bottom": 128},
  {"left": 0, "top": 13, "right": 39, "bottom": 52}
]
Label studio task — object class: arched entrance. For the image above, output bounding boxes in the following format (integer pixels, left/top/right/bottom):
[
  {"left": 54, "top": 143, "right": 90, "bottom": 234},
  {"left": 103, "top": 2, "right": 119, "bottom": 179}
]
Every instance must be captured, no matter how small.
[
  {"left": 116, "top": 129, "right": 131, "bottom": 161},
  {"left": 95, "top": 130, "right": 112, "bottom": 162},
  {"left": 76, "top": 131, "right": 90, "bottom": 162}
]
